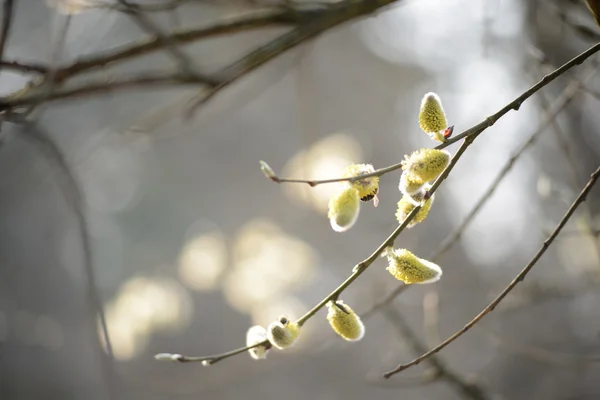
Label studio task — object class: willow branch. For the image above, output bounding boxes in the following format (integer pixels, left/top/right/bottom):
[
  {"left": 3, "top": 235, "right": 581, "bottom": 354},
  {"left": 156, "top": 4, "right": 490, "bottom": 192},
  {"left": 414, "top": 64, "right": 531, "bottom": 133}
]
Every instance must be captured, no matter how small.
[
  {"left": 430, "top": 63, "right": 599, "bottom": 262},
  {"left": 263, "top": 41, "right": 600, "bottom": 187},
  {"left": 383, "top": 306, "right": 489, "bottom": 400},
  {"left": 383, "top": 164, "right": 600, "bottom": 378},
  {"left": 158, "top": 137, "right": 473, "bottom": 366}
]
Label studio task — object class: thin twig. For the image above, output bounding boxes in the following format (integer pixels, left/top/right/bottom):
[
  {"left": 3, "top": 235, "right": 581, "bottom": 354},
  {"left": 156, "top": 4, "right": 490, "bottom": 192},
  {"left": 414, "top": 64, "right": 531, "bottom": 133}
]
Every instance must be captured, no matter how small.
[
  {"left": 383, "top": 164, "right": 600, "bottom": 378},
  {"left": 383, "top": 306, "right": 489, "bottom": 400},
  {"left": 1, "top": 71, "right": 208, "bottom": 108},
  {"left": 0, "top": 0, "right": 15, "bottom": 64},
  {"left": 263, "top": 42, "right": 600, "bottom": 187},
  {"left": 115, "top": 0, "right": 218, "bottom": 86},
  {"left": 0, "top": 60, "right": 47, "bottom": 74}
]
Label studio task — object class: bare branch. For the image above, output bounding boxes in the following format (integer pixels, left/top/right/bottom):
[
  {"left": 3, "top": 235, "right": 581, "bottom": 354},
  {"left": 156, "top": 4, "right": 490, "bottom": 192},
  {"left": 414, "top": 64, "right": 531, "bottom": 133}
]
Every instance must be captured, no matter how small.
[{"left": 383, "top": 164, "right": 600, "bottom": 378}]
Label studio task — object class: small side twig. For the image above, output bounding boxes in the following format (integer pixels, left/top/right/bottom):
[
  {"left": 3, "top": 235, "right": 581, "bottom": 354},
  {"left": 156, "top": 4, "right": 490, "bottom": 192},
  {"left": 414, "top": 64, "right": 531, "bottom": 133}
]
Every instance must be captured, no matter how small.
[
  {"left": 261, "top": 42, "right": 600, "bottom": 187},
  {"left": 383, "top": 164, "right": 600, "bottom": 378}
]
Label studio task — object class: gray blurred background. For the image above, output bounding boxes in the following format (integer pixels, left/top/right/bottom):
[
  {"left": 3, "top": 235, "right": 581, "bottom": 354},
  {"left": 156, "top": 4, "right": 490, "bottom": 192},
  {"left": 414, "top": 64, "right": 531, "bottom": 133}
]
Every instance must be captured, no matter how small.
[{"left": 1, "top": 0, "right": 600, "bottom": 399}]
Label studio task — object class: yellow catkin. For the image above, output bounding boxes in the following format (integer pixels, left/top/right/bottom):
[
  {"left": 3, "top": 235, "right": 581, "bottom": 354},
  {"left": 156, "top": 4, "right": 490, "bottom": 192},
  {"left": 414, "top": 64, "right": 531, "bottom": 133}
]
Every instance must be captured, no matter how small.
[
  {"left": 395, "top": 192, "right": 435, "bottom": 228},
  {"left": 342, "top": 164, "right": 379, "bottom": 202},
  {"left": 398, "top": 171, "right": 426, "bottom": 198},
  {"left": 246, "top": 325, "right": 270, "bottom": 360},
  {"left": 328, "top": 186, "right": 360, "bottom": 232},
  {"left": 267, "top": 316, "right": 300, "bottom": 349},
  {"left": 326, "top": 300, "right": 365, "bottom": 342},
  {"left": 419, "top": 92, "right": 448, "bottom": 142},
  {"left": 385, "top": 248, "right": 442, "bottom": 284},
  {"left": 401, "top": 148, "right": 450, "bottom": 184}
]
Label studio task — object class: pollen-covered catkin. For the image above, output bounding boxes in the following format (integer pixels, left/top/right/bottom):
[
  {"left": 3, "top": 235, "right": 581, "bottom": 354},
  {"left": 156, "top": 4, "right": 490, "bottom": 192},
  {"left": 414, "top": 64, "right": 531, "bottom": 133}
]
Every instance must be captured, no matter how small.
[
  {"left": 267, "top": 316, "right": 300, "bottom": 349},
  {"left": 384, "top": 248, "right": 442, "bottom": 284},
  {"left": 328, "top": 185, "right": 360, "bottom": 232},
  {"left": 401, "top": 148, "right": 451, "bottom": 184},
  {"left": 246, "top": 325, "right": 271, "bottom": 360},
  {"left": 419, "top": 92, "right": 448, "bottom": 142},
  {"left": 396, "top": 192, "right": 435, "bottom": 228},
  {"left": 326, "top": 300, "right": 365, "bottom": 342},
  {"left": 342, "top": 164, "right": 379, "bottom": 202},
  {"left": 399, "top": 171, "right": 426, "bottom": 201}
]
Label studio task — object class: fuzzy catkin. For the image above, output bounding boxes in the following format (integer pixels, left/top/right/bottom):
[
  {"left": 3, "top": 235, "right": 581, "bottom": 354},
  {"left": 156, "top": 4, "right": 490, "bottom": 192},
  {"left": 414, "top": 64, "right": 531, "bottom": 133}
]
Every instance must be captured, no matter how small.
[
  {"left": 396, "top": 192, "right": 435, "bottom": 228},
  {"left": 401, "top": 148, "right": 450, "bottom": 184},
  {"left": 342, "top": 164, "right": 379, "bottom": 202},
  {"left": 326, "top": 300, "right": 365, "bottom": 342},
  {"left": 385, "top": 248, "right": 442, "bottom": 284},
  {"left": 328, "top": 186, "right": 360, "bottom": 232},
  {"left": 419, "top": 92, "right": 448, "bottom": 141},
  {"left": 267, "top": 316, "right": 300, "bottom": 349}
]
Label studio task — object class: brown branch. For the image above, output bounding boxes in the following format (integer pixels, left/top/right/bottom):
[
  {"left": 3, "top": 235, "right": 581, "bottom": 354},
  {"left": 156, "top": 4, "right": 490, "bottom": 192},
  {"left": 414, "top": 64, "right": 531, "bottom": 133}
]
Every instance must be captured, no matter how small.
[
  {"left": 383, "top": 164, "right": 600, "bottom": 378},
  {"left": 383, "top": 306, "right": 489, "bottom": 400},
  {"left": 0, "top": 60, "right": 47, "bottom": 74}
]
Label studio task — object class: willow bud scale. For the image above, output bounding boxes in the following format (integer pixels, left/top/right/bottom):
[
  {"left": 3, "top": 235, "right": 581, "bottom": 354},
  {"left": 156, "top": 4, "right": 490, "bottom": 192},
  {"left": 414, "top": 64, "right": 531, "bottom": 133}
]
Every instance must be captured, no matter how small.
[{"left": 326, "top": 300, "right": 365, "bottom": 342}]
